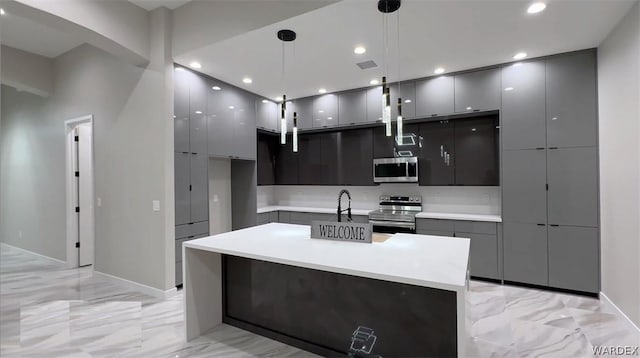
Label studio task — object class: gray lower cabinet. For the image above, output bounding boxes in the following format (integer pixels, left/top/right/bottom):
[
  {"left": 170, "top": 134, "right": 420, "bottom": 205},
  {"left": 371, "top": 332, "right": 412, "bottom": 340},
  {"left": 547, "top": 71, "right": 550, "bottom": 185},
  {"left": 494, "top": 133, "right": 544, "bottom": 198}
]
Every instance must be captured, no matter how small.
[
  {"left": 175, "top": 228, "right": 209, "bottom": 286},
  {"left": 257, "top": 98, "right": 278, "bottom": 131},
  {"left": 548, "top": 226, "right": 599, "bottom": 293},
  {"left": 501, "top": 60, "right": 546, "bottom": 150},
  {"left": 546, "top": 51, "right": 597, "bottom": 148},
  {"left": 503, "top": 222, "right": 548, "bottom": 286},
  {"left": 502, "top": 149, "right": 547, "bottom": 224},
  {"left": 454, "top": 68, "right": 501, "bottom": 112},
  {"left": 174, "top": 153, "right": 191, "bottom": 225},
  {"left": 338, "top": 89, "right": 367, "bottom": 125},
  {"left": 415, "top": 76, "right": 454, "bottom": 117},
  {"left": 365, "top": 86, "right": 384, "bottom": 123},
  {"left": 547, "top": 147, "right": 599, "bottom": 227},
  {"left": 289, "top": 97, "right": 314, "bottom": 130},
  {"left": 313, "top": 94, "right": 339, "bottom": 128},
  {"left": 389, "top": 82, "right": 416, "bottom": 119},
  {"left": 415, "top": 218, "right": 499, "bottom": 279},
  {"left": 256, "top": 211, "right": 279, "bottom": 225}
]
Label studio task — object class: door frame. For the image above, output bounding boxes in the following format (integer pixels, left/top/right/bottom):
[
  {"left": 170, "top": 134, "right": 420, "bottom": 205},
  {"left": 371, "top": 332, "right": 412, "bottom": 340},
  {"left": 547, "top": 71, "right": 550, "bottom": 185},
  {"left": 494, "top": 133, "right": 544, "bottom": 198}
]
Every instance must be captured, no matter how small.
[{"left": 64, "top": 115, "right": 95, "bottom": 268}]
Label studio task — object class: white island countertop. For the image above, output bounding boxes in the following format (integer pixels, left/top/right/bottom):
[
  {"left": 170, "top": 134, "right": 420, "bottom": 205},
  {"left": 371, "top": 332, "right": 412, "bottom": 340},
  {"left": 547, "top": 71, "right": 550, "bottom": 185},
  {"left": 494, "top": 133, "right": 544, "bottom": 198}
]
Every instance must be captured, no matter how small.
[
  {"left": 184, "top": 223, "right": 470, "bottom": 292},
  {"left": 257, "top": 205, "right": 371, "bottom": 216}
]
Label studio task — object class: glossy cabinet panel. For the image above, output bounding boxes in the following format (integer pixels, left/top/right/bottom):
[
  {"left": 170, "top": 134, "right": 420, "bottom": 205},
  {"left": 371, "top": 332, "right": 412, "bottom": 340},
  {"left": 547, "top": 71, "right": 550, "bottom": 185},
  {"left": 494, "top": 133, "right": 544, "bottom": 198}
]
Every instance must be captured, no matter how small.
[
  {"left": 338, "top": 90, "right": 367, "bottom": 125},
  {"left": 275, "top": 136, "right": 299, "bottom": 185},
  {"left": 190, "top": 153, "right": 209, "bottom": 223},
  {"left": 234, "top": 90, "right": 257, "bottom": 160},
  {"left": 189, "top": 72, "right": 208, "bottom": 154},
  {"left": 257, "top": 99, "right": 278, "bottom": 131},
  {"left": 174, "top": 152, "right": 190, "bottom": 225},
  {"left": 339, "top": 128, "right": 374, "bottom": 185},
  {"left": 313, "top": 94, "right": 339, "bottom": 128},
  {"left": 207, "top": 80, "right": 234, "bottom": 158},
  {"left": 503, "top": 222, "right": 548, "bottom": 286},
  {"left": 257, "top": 133, "right": 277, "bottom": 185},
  {"left": 389, "top": 82, "right": 416, "bottom": 119},
  {"left": 453, "top": 117, "right": 499, "bottom": 185},
  {"left": 298, "top": 134, "right": 323, "bottom": 185},
  {"left": 174, "top": 68, "right": 190, "bottom": 153},
  {"left": 365, "top": 86, "right": 384, "bottom": 123},
  {"left": 502, "top": 149, "right": 547, "bottom": 224},
  {"left": 546, "top": 51, "right": 597, "bottom": 148},
  {"left": 548, "top": 226, "right": 599, "bottom": 293},
  {"left": 466, "top": 232, "right": 499, "bottom": 279},
  {"left": 372, "top": 126, "right": 395, "bottom": 159},
  {"left": 454, "top": 68, "right": 501, "bottom": 112},
  {"left": 502, "top": 61, "right": 546, "bottom": 150},
  {"left": 419, "top": 120, "right": 454, "bottom": 185},
  {"left": 290, "top": 97, "right": 314, "bottom": 130},
  {"left": 415, "top": 76, "right": 454, "bottom": 117}
]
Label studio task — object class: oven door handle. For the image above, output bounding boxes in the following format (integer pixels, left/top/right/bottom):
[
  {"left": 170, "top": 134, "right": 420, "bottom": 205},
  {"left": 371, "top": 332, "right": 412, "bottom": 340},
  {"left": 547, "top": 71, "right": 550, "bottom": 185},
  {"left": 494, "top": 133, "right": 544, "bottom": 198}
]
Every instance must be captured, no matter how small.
[{"left": 368, "top": 220, "right": 416, "bottom": 229}]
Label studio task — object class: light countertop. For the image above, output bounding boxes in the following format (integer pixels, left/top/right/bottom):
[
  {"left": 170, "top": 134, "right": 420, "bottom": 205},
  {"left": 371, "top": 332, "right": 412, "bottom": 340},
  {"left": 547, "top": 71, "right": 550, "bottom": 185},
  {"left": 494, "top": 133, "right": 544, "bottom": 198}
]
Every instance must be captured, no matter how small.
[
  {"left": 184, "top": 223, "right": 470, "bottom": 292},
  {"left": 258, "top": 205, "right": 501, "bottom": 222}
]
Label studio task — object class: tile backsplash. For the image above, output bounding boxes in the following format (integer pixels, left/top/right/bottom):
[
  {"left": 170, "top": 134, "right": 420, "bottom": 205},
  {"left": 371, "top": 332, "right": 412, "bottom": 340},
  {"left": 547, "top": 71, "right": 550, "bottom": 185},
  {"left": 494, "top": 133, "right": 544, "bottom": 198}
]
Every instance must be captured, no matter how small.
[{"left": 258, "top": 184, "right": 501, "bottom": 215}]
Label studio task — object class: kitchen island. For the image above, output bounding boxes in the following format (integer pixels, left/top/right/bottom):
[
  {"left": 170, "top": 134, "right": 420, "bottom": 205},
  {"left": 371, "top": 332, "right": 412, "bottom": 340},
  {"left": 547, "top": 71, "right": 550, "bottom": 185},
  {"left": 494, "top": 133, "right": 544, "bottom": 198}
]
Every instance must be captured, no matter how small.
[{"left": 183, "top": 223, "right": 470, "bottom": 357}]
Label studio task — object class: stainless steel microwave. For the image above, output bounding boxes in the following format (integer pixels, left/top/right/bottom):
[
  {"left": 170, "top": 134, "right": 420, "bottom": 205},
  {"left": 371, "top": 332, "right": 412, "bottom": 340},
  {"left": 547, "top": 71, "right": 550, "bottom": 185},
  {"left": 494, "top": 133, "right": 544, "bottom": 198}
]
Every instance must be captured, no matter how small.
[{"left": 373, "top": 157, "right": 418, "bottom": 183}]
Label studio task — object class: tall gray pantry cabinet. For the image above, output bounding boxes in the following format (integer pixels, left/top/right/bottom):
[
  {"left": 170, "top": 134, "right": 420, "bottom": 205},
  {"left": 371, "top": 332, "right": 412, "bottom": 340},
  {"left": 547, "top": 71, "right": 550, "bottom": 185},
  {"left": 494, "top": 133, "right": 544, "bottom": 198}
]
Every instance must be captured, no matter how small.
[
  {"left": 173, "top": 68, "right": 210, "bottom": 286},
  {"left": 501, "top": 50, "right": 599, "bottom": 294}
]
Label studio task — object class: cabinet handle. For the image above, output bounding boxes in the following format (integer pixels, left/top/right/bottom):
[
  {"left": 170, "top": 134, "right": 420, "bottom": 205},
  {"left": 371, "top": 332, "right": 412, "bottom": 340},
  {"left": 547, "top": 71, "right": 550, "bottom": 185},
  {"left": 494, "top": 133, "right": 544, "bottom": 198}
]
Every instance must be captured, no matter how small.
[
  {"left": 440, "top": 145, "right": 444, "bottom": 158},
  {"left": 550, "top": 224, "right": 559, "bottom": 227},
  {"left": 182, "top": 152, "right": 189, "bottom": 154},
  {"left": 537, "top": 223, "right": 546, "bottom": 226},
  {"left": 549, "top": 147, "right": 558, "bottom": 150},
  {"left": 536, "top": 147, "right": 544, "bottom": 150}
]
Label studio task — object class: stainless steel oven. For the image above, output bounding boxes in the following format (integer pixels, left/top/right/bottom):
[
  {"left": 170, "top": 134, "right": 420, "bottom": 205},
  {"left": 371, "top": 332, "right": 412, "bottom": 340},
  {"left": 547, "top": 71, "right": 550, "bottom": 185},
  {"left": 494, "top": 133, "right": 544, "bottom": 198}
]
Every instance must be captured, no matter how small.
[
  {"left": 368, "top": 195, "right": 422, "bottom": 234},
  {"left": 373, "top": 157, "right": 418, "bottom": 183}
]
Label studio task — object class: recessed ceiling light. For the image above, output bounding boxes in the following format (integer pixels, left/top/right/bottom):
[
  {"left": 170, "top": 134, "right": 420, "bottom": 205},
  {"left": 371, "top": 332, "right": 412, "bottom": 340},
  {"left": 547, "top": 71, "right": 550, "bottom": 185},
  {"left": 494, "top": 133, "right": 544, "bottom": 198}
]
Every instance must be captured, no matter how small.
[
  {"left": 275, "top": 96, "right": 283, "bottom": 102},
  {"left": 471, "top": 128, "right": 477, "bottom": 132},
  {"left": 212, "top": 86, "right": 221, "bottom": 90},
  {"left": 228, "top": 106, "right": 235, "bottom": 109},
  {"left": 318, "top": 110, "right": 325, "bottom": 113},
  {"left": 513, "top": 52, "right": 527, "bottom": 60},
  {"left": 527, "top": 2, "right": 546, "bottom": 14},
  {"left": 370, "top": 79, "right": 380, "bottom": 85},
  {"left": 195, "top": 110, "right": 202, "bottom": 114},
  {"left": 504, "top": 87, "right": 515, "bottom": 92},
  {"left": 434, "top": 67, "right": 445, "bottom": 74},
  {"left": 189, "top": 61, "right": 201, "bottom": 69},
  {"left": 318, "top": 88, "right": 327, "bottom": 94},
  {"left": 262, "top": 99, "right": 269, "bottom": 103},
  {"left": 327, "top": 117, "right": 333, "bottom": 120},
  {"left": 354, "top": 46, "right": 366, "bottom": 55},
  {"left": 404, "top": 99, "right": 412, "bottom": 103},
  {"left": 1, "top": 8, "right": 5, "bottom": 15},
  {"left": 242, "top": 77, "right": 252, "bottom": 84}
]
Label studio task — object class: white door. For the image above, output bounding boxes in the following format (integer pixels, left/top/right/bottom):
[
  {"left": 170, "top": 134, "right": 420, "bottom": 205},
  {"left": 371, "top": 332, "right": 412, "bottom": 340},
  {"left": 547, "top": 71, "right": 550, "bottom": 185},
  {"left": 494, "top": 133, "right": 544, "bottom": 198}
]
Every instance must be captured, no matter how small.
[{"left": 78, "top": 123, "right": 94, "bottom": 266}]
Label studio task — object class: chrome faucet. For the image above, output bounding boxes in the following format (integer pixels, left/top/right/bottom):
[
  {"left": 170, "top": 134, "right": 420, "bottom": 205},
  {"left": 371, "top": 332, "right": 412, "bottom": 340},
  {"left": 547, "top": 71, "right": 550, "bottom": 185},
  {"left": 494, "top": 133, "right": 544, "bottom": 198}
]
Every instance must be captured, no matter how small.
[{"left": 337, "top": 189, "right": 352, "bottom": 222}]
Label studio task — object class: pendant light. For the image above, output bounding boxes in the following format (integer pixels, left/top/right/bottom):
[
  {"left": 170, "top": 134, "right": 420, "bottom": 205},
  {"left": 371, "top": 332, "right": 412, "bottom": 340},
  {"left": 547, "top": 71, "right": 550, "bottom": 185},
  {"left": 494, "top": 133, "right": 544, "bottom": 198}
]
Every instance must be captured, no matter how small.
[
  {"left": 277, "top": 29, "right": 297, "bottom": 146},
  {"left": 293, "top": 112, "right": 298, "bottom": 152},
  {"left": 395, "top": 4, "right": 403, "bottom": 145},
  {"left": 378, "top": 0, "right": 401, "bottom": 138}
]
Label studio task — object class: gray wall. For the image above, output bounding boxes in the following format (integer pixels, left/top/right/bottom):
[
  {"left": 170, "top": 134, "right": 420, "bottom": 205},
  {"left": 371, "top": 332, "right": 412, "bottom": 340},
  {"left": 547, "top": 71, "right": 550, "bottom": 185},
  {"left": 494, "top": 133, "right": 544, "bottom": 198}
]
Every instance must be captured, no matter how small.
[
  {"left": 0, "top": 10, "right": 175, "bottom": 291},
  {"left": 598, "top": 0, "right": 640, "bottom": 326}
]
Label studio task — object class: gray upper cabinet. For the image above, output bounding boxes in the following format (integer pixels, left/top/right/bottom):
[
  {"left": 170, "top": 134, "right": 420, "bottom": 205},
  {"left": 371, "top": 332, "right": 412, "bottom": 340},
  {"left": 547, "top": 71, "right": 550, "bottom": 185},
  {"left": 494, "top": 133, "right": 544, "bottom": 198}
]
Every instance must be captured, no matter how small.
[
  {"left": 415, "top": 76, "right": 454, "bottom": 117},
  {"left": 313, "top": 94, "right": 339, "bottom": 128},
  {"left": 174, "top": 152, "right": 191, "bottom": 225},
  {"left": 548, "top": 226, "right": 599, "bottom": 293},
  {"left": 389, "top": 82, "right": 416, "bottom": 119},
  {"left": 503, "top": 222, "right": 548, "bottom": 286},
  {"left": 257, "top": 98, "right": 277, "bottom": 131},
  {"left": 190, "top": 153, "right": 209, "bottom": 222},
  {"left": 546, "top": 51, "right": 597, "bottom": 148},
  {"left": 189, "top": 73, "right": 208, "bottom": 154},
  {"left": 501, "top": 61, "right": 546, "bottom": 150},
  {"left": 365, "top": 86, "right": 384, "bottom": 123},
  {"left": 502, "top": 149, "right": 547, "bottom": 224},
  {"left": 338, "top": 90, "right": 367, "bottom": 125},
  {"left": 547, "top": 147, "right": 599, "bottom": 227},
  {"left": 233, "top": 91, "right": 257, "bottom": 160},
  {"left": 290, "top": 97, "right": 314, "bottom": 130},
  {"left": 174, "top": 68, "right": 190, "bottom": 153},
  {"left": 454, "top": 68, "right": 501, "bottom": 112}
]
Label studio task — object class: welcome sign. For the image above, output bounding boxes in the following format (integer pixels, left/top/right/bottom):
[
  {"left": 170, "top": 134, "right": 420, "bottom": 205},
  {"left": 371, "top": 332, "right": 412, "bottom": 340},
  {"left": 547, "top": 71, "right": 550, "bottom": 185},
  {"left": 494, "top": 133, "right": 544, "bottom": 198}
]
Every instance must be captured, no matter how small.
[{"left": 310, "top": 221, "right": 373, "bottom": 243}]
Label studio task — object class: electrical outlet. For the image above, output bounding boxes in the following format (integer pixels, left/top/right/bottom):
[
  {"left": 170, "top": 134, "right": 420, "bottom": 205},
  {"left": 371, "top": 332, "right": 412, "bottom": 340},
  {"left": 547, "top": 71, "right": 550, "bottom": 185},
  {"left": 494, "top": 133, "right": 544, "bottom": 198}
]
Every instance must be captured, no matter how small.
[{"left": 152, "top": 200, "right": 161, "bottom": 212}]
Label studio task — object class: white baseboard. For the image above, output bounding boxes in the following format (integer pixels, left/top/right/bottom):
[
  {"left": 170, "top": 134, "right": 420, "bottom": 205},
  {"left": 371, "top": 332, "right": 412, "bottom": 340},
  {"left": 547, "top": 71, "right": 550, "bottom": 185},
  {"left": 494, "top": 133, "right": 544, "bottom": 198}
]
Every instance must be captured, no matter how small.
[
  {"left": 93, "top": 270, "right": 178, "bottom": 300},
  {"left": 600, "top": 291, "right": 640, "bottom": 334},
  {"left": 0, "top": 242, "right": 67, "bottom": 265}
]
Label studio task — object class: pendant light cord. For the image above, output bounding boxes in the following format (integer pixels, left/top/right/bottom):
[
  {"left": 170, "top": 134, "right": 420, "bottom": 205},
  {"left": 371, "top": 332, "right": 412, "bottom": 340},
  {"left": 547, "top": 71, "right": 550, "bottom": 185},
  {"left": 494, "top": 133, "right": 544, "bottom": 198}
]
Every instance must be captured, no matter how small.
[{"left": 397, "top": 9, "right": 401, "bottom": 101}]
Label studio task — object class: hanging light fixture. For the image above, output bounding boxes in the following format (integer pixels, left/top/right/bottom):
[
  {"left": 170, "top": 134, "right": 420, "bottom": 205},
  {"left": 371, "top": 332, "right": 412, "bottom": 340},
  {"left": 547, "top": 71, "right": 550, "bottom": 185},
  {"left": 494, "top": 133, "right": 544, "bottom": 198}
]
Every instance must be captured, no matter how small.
[
  {"left": 378, "top": 0, "right": 401, "bottom": 139},
  {"left": 277, "top": 29, "right": 297, "bottom": 146},
  {"left": 395, "top": 2, "right": 403, "bottom": 145},
  {"left": 292, "top": 112, "right": 298, "bottom": 152},
  {"left": 397, "top": 97, "right": 403, "bottom": 145}
]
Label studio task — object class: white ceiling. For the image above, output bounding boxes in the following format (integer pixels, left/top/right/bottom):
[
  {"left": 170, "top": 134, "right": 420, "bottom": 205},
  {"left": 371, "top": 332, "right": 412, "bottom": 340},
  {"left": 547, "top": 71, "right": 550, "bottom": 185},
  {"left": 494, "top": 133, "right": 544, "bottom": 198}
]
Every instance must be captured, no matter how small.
[
  {"left": 175, "top": 0, "right": 635, "bottom": 100},
  {"left": 128, "top": 0, "right": 191, "bottom": 11},
  {"left": 0, "top": 9, "right": 85, "bottom": 58}
]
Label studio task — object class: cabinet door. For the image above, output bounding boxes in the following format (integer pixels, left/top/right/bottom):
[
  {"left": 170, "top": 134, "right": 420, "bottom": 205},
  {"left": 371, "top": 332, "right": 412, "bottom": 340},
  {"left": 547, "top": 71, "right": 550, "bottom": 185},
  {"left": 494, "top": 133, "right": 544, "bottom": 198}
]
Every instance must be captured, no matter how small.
[
  {"left": 546, "top": 51, "right": 597, "bottom": 148},
  {"left": 365, "top": 86, "right": 384, "bottom": 123},
  {"left": 548, "top": 226, "right": 599, "bottom": 293},
  {"left": 207, "top": 80, "right": 234, "bottom": 158},
  {"left": 174, "top": 153, "right": 191, "bottom": 225},
  {"left": 233, "top": 91, "right": 256, "bottom": 160},
  {"left": 453, "top": 117, "right": 499, "bottom": 185},
  {"left": 290, "top": 97, "right": 314, "bottom": 130},
  {"left": 339, "top": 128, "right": 374, "bottom": 185},
  {"left": 189, "top": 73, "right": 208, "bottom": 154},
  {"left": 415, "top": 76, "right": 454, "bottom": 117},
  {"left": 502, "top": 149, "right": 547, "bottom": 224},
  {"left": 503, "top": 222, "right": 548, "bottom": 286},
  {"left": 502, "top": 61, "right": 546, "bottom": 150},
  {"left": 372, "top": 126, "right": 395, "bottom": 158},
  {"left": 547, "top": 147, "right": 598, "bottom": 227},
  {"left": 464, "top": 232, "right": 499, "bottom": 280},
  {"left": 313, "top": 94, "right": 339, "bottom": 128},
  {"left": 275, "top": 137, "right": 299, "bottom": 185},
  {"left": 389, "top": 82, "right": 416, "bottom": 119},
  {"left": 322, "top": 132, "right": 340, "bottom": 185},
  {"left": 257, "top": 99, "right": 277, "bottom": 131},
  {"left": 454, "top": 68, "right": 501, "bottom": 112},
  {"left": 298, "top": 133, "right": 323, "bottom": 185},
  {"left": 174, "top": 68, "right": 190, "bottom": 153},
  {"left": 257, "top": 133, "right": 276, "bottom": 185},
  {"left": 190, "top": 153, "right": 208, "bottom": 223},
  {"left": 419, "top": 120, "right": 454, "bottom": 185},
  {"left": 338, "top": 90, "right": 367, "bottom": 125}
]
